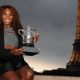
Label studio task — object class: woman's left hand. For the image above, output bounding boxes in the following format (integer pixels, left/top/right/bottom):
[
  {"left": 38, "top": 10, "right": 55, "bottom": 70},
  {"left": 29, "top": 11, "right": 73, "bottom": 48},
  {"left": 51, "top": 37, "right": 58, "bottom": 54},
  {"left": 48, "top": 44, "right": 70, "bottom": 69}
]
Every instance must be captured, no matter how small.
[{"left": 33, "top": 32, "right": 39, "bottom": 43}]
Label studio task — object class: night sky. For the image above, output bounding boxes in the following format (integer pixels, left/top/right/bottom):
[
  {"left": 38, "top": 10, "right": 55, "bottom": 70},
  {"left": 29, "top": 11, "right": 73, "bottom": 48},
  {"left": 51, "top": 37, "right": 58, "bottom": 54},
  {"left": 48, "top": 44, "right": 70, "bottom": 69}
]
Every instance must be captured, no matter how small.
[{"left": 0, "top": 0, "right": 78, "bottom": 72}]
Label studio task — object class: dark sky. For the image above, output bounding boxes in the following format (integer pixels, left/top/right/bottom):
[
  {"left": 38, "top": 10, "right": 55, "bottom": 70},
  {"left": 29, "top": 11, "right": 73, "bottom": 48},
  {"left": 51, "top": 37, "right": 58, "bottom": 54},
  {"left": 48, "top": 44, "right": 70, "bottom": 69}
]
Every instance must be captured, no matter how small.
[{"left": 0, "top": 0, "right": 78, "bottom": 72}]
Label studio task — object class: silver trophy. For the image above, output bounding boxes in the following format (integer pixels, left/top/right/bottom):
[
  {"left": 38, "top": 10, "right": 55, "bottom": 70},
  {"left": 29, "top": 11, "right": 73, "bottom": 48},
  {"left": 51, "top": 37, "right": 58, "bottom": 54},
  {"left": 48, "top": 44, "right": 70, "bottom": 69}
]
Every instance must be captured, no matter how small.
[{"left": 18, "top": 26, "right": 40, "bottom": 56}]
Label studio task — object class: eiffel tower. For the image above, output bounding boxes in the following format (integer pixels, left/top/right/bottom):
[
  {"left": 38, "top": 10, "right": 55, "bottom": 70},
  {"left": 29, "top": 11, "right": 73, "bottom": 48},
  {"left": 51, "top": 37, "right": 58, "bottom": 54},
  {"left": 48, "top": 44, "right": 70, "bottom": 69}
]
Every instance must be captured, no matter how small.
[{"left": 66, "top": 0, "right": 80, "bottom": 70}]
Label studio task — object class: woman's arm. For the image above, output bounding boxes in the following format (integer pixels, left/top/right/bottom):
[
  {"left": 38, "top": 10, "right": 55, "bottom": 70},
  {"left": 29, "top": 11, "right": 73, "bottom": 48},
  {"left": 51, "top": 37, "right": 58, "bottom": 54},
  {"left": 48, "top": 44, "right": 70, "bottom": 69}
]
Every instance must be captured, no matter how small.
[
  {"left": 0, "top": 46, "right": 23, "bottom": 57},
  {"left": 0, "top": 48, "right": 11, "bottom": 57}
]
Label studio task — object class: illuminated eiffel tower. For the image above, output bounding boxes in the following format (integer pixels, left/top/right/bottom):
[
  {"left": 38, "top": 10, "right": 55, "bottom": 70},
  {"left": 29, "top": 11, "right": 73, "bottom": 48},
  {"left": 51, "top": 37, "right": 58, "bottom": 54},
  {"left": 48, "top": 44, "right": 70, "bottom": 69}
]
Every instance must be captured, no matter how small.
[{"left": 66, "top": 0, "right": 80, "bottom": 70}]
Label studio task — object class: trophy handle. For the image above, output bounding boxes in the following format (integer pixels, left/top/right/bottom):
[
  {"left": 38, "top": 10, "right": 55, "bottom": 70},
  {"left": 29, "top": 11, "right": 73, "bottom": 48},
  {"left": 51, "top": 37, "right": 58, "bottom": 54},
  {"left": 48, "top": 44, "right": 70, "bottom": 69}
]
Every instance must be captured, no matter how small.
[{"left": 18, "top": 29, "right": 24, "bottom": 36}]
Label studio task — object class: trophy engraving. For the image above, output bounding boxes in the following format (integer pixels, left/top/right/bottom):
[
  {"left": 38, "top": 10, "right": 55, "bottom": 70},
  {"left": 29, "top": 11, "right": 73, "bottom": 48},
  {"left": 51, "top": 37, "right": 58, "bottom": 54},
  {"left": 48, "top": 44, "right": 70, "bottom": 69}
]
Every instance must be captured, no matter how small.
[{"left": 18, "top": 26, "right": 40, "bottom": 56}]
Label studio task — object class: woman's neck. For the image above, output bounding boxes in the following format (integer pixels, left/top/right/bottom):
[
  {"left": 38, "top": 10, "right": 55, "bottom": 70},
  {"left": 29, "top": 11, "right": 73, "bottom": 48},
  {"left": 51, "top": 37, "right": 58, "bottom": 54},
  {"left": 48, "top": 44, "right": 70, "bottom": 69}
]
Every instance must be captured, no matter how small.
[{"left": 4, "top": 24, "right": 11, "bottom": 28}]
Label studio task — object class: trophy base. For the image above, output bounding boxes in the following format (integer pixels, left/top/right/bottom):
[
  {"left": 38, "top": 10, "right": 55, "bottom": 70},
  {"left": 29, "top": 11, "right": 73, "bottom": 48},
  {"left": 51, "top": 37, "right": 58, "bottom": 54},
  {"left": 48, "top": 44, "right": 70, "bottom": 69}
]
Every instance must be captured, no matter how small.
[{"left": 22, "top": 46, "right": 40, "bottom": 56}]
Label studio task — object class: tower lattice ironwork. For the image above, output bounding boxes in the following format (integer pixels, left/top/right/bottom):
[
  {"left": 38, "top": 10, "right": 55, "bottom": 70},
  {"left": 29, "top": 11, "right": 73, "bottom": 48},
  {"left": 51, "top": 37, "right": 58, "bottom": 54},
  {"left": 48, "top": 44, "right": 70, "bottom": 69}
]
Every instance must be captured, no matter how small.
[{"left": 66, "top": 0, "right": 80, "bottom": 70}]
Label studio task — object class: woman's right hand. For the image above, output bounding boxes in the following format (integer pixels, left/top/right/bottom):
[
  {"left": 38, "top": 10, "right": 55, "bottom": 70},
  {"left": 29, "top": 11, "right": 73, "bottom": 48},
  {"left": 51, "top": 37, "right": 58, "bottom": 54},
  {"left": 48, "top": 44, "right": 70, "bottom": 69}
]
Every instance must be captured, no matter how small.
[{"left": 10, "top": 47, "right": 24, "bottom": 56}]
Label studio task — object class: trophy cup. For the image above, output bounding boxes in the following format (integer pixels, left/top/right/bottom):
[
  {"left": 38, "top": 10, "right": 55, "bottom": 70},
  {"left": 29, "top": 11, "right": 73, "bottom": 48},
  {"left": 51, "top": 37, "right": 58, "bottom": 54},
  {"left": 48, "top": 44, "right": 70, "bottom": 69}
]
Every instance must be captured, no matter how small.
[{"left": 18, "top": 26, "right": 40, "bottom": 56}]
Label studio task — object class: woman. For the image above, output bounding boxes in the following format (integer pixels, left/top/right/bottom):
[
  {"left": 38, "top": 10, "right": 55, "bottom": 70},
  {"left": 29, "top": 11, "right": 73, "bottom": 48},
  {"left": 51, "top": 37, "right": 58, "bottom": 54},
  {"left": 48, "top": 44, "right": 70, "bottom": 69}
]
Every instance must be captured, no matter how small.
[{"left": 0, "top": 5, "right": 38, "bottom": 80}]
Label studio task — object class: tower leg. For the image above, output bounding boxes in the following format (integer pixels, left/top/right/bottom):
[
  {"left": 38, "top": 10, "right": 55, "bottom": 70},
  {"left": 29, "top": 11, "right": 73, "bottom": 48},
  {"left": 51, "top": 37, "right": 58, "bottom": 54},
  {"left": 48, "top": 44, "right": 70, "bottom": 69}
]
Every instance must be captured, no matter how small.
[{"left": 66, "top": 39, "right": 80, "bottom": 70}]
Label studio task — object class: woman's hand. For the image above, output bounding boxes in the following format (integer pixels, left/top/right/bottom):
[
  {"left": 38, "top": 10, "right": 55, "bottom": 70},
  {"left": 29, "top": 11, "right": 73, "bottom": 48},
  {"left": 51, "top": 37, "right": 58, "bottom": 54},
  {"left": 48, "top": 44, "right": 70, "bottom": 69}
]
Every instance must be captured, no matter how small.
[
  {"left": 5, "top": 45, "right": 24, "bottom": 56},
  {"left": 10, "top": 47, "right": 24, "bottom": 56},
  {"left": 33, "top": 32, "right": 39, "bottom": 43}
]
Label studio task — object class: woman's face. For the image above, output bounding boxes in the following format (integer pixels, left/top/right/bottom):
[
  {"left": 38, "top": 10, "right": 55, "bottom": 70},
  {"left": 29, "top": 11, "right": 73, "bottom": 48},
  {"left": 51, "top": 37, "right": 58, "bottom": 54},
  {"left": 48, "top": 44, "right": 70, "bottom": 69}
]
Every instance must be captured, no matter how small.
[{"left": 2, "top": 8, "right": 13, "bottom": 27}]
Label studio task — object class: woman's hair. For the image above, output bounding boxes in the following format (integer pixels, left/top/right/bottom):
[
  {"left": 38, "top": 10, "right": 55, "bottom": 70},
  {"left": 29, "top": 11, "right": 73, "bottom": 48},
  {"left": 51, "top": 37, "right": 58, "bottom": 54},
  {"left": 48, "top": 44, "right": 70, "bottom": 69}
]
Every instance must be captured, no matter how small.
[{"left": 0, "top": 5, "right": 23, "bottom": 35}]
